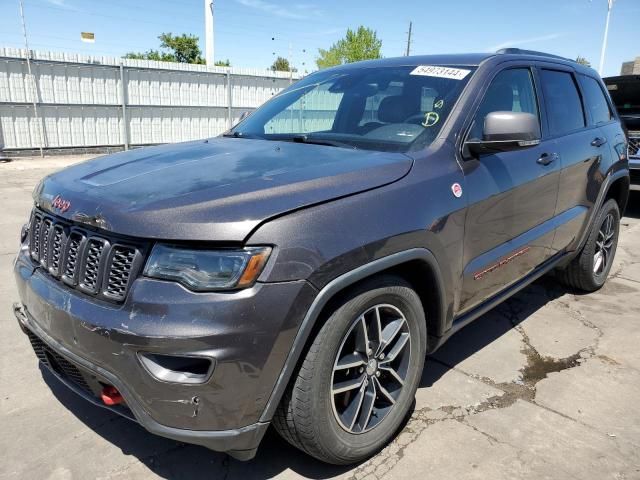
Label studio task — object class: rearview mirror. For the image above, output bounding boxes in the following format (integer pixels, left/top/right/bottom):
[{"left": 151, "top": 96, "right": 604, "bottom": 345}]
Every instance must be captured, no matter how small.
[{"left": 466, "top": 111, "right": 541, "bottom": 156}]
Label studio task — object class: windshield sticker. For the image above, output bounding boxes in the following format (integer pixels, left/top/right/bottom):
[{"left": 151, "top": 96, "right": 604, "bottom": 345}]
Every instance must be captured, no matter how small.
[
  {"left": 421, "top": 111, "right": 440, "bottom": 128},
  {"left": 410, "top": 65, "right": 471, "bottom": 80},
  {"left": 434, "top": 99, "right": 444, "bottom": 109}
]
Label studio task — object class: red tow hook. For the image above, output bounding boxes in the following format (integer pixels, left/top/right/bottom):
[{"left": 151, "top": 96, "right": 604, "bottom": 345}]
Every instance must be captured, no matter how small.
[{"left": 101, "top": 385, "right": 123, "bottom": 406}]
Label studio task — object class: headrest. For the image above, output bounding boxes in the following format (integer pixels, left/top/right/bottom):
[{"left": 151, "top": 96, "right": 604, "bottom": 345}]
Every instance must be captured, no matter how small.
[{"left": 378, "top": 95, "right": 416, "bottom": 123}]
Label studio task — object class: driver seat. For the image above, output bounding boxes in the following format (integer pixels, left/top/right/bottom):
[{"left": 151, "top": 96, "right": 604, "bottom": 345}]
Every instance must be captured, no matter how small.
[{"left": 377, "top": 95, "right": 419, "bottom": 123}]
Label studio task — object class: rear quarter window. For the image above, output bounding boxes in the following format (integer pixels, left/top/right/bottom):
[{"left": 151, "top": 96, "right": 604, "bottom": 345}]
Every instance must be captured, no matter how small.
[{"left": 579, "top": 75, "right": 613, "bottom": 125}]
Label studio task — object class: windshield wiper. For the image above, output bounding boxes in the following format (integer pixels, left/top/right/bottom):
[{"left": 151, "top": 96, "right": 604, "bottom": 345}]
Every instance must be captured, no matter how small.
[
  {"left": 290, "top": 135, "right": 357, "bottom": 150},
  {"left": 222, "top": 131, "right": 243, "bottom": 138}
]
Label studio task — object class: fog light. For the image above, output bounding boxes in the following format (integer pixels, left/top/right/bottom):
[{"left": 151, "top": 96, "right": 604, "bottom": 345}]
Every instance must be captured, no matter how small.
[{"left": 138, "top": 352, "right": 215, "bottom": 384}]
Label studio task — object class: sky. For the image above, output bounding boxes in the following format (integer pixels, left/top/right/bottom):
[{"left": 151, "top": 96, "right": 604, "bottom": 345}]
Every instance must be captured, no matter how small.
[{"left": 0, "top": 0, "right": 637, "bottom": 77}]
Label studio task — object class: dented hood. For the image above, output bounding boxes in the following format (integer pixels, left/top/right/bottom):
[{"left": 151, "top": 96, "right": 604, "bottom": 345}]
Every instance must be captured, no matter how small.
[{"left": 35, "top": 138, "right": 413, "bottom": 241}]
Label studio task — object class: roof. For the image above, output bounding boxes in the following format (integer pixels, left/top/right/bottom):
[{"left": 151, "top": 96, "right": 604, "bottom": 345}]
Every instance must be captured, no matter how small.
[{"left": 327, "top": 49, "right": 583, "bottom": 72}]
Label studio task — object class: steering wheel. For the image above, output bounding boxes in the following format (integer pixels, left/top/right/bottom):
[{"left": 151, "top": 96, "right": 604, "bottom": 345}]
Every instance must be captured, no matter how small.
[{"left": 403, "top": 113, "right": 427, "bottom": 125}]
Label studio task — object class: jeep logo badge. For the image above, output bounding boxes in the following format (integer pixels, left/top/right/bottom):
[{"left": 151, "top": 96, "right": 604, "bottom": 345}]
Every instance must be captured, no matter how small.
[{"left": 51, "top": 195, "right": 71, "bottom": 213}]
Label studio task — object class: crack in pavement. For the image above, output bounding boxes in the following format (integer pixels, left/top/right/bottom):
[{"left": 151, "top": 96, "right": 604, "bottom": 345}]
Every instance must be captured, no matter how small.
[{"left": 347, "top": 280, "right": 613, "bottom": 480}]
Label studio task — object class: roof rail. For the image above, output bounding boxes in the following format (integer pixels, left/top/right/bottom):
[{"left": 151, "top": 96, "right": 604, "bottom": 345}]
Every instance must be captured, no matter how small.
[{"left": 495, "top": 48, "right": 575, "bottom": 63}]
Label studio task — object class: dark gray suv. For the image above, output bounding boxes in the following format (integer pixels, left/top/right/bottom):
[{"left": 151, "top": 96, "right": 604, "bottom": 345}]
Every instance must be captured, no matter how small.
[{"left": 13, "top": 49, "right": 630, "bottom": 464}]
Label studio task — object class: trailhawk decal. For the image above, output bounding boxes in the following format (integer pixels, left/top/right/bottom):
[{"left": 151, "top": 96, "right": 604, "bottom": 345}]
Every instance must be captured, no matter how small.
[
  {"left": 473, "top": 247, "right": 531, "bottom": 281},
  {"left": 410, "top": 65, "right": 471, "bottom": 80}
]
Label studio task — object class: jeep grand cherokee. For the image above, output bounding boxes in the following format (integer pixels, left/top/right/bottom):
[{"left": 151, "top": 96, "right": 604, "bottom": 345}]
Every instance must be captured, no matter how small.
[{"left": 14, "top": 49, "right": 629, "bottom": 464}]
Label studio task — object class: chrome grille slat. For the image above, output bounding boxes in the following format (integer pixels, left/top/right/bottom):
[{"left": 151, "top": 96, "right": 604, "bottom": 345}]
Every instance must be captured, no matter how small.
[
  {"left": 49, "top": 225, "right": 65, "bottom": 276},
  {"left": 62, "top": 231, "right": 84, "bottom": 284},
  {"left": 28, "top": 208, "right": 144, "bottom": 303},
  {"left": 105, "top": 246, "right": 137, "bottom": 301},
  {"left": 79, "top": 238, "right": 107, "bottom": 293},
  {"left": 30, "top": 213, "right": 43, "bottom": 261},
  {"left": 39, "top": 219, "right": 52, "bottom": 268},
  {"left": 628, "top": 132, "right": 640, "bottom": 159}
]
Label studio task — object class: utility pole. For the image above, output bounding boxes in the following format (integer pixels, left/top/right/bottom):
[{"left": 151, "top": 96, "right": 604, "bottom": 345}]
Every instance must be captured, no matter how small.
[
  {"left": 205, "top": 0, "right": 214, "bottom": 66},
  {"left": 19, "top": 0, "right": 44, "bottom": 157},
  {"left": 598, "top": 0, "right": 614, "bottom": 75},
  {"left": 405, "top": 21, "right": 413, "bottom": 56}
]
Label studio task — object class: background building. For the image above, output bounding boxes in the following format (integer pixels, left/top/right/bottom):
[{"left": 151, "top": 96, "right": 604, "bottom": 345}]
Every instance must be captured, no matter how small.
[{"left": 621, "top": 58, "right": 640, "bottom": 75}]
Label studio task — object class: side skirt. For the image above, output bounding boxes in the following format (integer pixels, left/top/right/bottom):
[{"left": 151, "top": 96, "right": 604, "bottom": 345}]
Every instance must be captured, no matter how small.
[{"left": 427, "top": 250, "right": 569, "bottom": 354}]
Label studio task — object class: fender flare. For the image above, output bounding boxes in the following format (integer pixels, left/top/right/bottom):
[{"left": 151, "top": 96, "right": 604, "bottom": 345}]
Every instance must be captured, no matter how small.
[
  {"left": 259, "top": 247, "right": 446, "bottom": 422},
  {"left": 572, "top": 168, "right": 630, "bottom": 255}
]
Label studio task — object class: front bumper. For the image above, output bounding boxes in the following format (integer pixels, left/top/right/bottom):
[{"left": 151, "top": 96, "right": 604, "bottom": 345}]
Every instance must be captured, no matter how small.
[{"left": 13, "top": 248, "right": 317, "bottom": 458}]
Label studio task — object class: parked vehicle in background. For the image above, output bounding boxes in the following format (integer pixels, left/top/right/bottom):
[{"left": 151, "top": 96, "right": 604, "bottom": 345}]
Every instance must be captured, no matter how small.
[
  {"left": 604, "top": 75, "right": 640, "bottom": 185},
  {"left": 14, "top": 49, "right": 629, "bottom": 465}
]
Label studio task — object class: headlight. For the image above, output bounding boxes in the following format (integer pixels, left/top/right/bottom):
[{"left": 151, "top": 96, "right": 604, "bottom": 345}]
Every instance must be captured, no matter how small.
[{"left": 143, "top": 245, "right": 271, "bottom": 291}]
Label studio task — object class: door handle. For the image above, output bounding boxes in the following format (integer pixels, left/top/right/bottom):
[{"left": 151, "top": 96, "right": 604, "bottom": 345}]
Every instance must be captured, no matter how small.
[
  {"left": 591, "top": 137, "right": 607, "bottom": 147},
  {"left": 537, "top": 153, "right": 558, "bottom": 166}
]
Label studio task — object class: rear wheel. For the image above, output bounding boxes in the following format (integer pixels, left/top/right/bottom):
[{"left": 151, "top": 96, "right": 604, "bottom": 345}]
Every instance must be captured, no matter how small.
[
  {"left": 273, "top": 275, "right": 426, "bottom": 465},
  {"left": 557, "top": 198, "right": 620, "bottom": 292}
]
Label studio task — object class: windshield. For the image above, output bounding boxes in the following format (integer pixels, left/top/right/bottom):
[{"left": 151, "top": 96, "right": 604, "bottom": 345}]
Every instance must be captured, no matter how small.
[{"left": 229, "top": 65, "right": 476, "bottom": 152}]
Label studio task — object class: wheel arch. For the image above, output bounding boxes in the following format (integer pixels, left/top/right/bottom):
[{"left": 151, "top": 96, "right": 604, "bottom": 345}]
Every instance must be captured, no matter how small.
[
  {"left": 259, "top": 248, "right": 448, "bottom": 423},
  {"left": 604, "top": 174, "right": 630, "bottom": 215}
]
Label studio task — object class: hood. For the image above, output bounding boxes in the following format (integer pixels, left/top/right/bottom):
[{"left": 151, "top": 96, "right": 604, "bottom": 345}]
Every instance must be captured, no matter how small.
[{"left": 35, "top": 138, "right": 413, "bottom": 241}]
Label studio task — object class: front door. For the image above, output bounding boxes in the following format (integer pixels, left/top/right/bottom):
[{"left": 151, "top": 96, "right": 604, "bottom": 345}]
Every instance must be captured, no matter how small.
[{"left": 458, "top": 66, "right": 560, "bottom": 314}]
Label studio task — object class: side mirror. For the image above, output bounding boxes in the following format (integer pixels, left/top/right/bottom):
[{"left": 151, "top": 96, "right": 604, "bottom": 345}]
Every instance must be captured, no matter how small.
[{"left": 466, "top": 111, "right": 541, "bottom": 156}]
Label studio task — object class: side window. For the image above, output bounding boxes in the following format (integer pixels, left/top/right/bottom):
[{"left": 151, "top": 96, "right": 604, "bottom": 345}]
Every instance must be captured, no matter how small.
[
  {"left": 469, "top": 68, "right": 539, "bottom": 140},
  {"left": 578, "top": 75, "right": 613, "bottom": 125},
  {"left": 540, "top": 70, "right": 586, "bottom": 135}
]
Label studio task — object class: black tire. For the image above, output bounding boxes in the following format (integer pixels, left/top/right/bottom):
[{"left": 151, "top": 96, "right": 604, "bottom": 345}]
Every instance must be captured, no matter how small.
[
  {"left": 272, "top": 275, "right": 426, "bottom": 465},
  {"left": 557, "top": 198, "right": 620, "bottom": 292}
]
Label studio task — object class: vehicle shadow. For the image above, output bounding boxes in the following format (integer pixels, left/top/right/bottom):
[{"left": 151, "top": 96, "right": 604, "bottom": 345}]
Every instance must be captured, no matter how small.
[
  {"left": 42, "top": 366, "right": 355, "bottom": 479},
  {"left": 623, "top": 190, "right": 640, "bottom": 219},
  {"left": 420, "top": 274, "right": 569, "bottom": 390},
  {"left": 43, "top": 275, "right": 571, "bottom": 479}
]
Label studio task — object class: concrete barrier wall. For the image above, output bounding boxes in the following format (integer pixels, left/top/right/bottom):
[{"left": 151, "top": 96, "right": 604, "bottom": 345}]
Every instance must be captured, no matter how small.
[{"left": 0, "top": 48, "right": 300, "bottom": 151}]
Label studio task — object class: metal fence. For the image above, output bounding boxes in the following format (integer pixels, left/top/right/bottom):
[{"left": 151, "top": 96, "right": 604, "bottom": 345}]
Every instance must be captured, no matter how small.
[{"left": 0, "top": 48, "right": 300, "bottom": 153}]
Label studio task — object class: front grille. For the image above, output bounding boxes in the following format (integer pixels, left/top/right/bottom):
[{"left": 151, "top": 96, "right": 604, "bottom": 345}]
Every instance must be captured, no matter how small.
[
  {"left": 629, "top": 132, "right": 640, "bottom": 159},
  {"left": 28, "top": 208, "right": 145, "bottom": 303},
  {"left": 26, "top": 330, "right": 93, "bottom": 395}
]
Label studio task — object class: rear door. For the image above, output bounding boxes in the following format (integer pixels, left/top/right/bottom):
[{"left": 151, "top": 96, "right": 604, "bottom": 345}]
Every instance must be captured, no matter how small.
[
  {"left": 536, "top": 67, "right": 615, "bottom": 253},
  {"left": 458, "top": 65, "right": 560, "bottom": 314}
]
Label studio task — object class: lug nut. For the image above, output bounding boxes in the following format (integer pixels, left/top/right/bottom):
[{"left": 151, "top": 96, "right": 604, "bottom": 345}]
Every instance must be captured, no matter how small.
[
  {"left": 376, "top": 371, "right": 381, "bottom": 377},
  {"left": 359, "top": 367, "right": 364, "bottom": 374},
  {"left": 379, "top": 353, "right": 385, "bottom": 360}
]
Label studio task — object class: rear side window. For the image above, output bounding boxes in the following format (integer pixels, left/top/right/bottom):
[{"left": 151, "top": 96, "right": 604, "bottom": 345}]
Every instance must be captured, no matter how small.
[
  {"left": 578, "top": 75, "right": 613, "bottom": 125},
  {"left": 469, "top": 68, "right": 539, "bottom": 140},
  {"left": 540, "top": 70, "right": 585, "bottom": 135}
]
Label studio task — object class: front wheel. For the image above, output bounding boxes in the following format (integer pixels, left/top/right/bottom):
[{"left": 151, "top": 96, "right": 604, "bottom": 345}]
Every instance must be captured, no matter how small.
[
  {"left": 557, "top": 198, "right": 620, "bottom": 292},
  {"left": 273, "top": 275, "right": 426, "bottom": 465}
]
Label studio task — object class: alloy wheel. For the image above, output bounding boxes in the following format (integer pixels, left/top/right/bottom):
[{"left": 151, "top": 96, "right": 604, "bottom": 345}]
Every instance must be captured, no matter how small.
[
  {"left": 330, "top": 304, "right": 411, "bottom": 434},
  {"left": 593, "top": 212, "right": 615, "bottom": 276}
]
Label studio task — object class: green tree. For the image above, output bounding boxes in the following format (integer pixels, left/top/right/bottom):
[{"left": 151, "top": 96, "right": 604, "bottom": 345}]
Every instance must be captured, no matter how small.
[
  {"left": 575, "top": 55, "right": 591, "bottom": 67},
  {"left": 271, "top": 56, "right": 296, "bottom": 72},
  {"left": 316, "top": 26, "right": 382, "bottom": 69},
  {"left": 215, "top": 59, "right": 231, "bottom": 67},
  {"left": 124, "top": 33, "right": 205, "bottom": 64}
]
